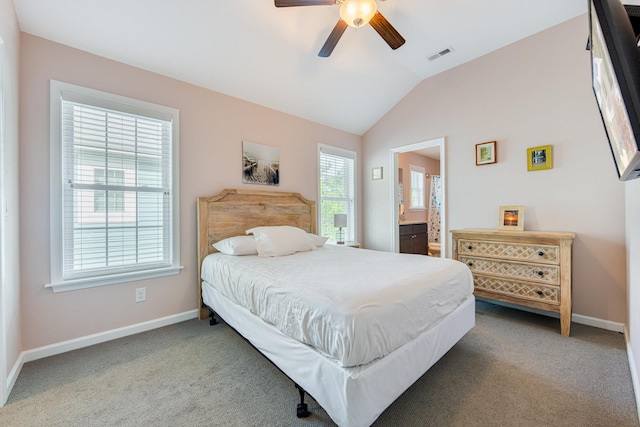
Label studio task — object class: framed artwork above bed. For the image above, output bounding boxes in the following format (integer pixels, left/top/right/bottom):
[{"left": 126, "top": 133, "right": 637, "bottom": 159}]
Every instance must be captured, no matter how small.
[{"left": 242, "top": 141, "right": 280, "bottom": 186}]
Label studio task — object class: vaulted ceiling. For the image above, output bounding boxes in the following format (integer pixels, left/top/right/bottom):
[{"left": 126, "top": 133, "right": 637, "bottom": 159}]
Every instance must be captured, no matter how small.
[{"left": 13, "top": 0, "right": 588, "bottom": 135}]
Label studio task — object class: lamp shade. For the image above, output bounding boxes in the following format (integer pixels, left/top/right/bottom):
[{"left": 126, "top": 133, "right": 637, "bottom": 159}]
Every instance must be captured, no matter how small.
[
  {"left": 339, "top": 0, "right": 377, "bottom": 28},
  {"left": 333, "top": 213, "right": 348, "bottom": 228}
]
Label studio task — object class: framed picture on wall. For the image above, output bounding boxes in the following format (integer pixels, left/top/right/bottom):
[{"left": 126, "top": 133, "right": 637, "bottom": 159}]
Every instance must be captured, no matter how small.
[
  {"left": 242, "top": 141, "right": 280, "bottom": 186},
  {"left": 527, "top": 145, "right": 553, "bottom": 171},
  {"left": 498, "top": 205, "right": 525, "bottom": 231},
  {"left": 372, "top": 166, "right": 383, "bottom": 180},
  {"left": 476, "top": 141, "right": 497, "bottom": 165}
]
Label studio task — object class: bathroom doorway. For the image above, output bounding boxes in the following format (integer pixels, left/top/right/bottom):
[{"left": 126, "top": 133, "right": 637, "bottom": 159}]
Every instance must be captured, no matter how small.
[{"left": 390, "top": 137, "right": 446, "bottom": 257}]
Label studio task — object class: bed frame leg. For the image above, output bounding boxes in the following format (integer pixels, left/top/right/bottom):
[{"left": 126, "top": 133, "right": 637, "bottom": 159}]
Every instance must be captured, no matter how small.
[
  {"left": 295, "top": 383, "right": 310, "bottom": 418},
  {"left": 208, "top": 308, "right": 219, "bottom": 326}
]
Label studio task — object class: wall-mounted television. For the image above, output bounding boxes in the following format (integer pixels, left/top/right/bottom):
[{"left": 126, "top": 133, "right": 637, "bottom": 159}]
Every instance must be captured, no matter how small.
[{"left": 589, "top": 0, "right": 640, "bottom": 181}]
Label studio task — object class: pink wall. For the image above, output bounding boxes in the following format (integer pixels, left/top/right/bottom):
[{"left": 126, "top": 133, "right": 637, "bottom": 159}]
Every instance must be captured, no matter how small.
[
  {"left": 0, "top": 0, "right": 22, "bottom": 405},
  {"left": 362, "top": 15, "right": 628, "bottom": 324},
  {"left": 18, "top": 34, "right": 361, "bottom": 350}
]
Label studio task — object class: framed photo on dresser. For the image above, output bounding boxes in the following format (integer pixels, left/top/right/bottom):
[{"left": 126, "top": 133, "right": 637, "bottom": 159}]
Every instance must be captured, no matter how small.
[{"left": 498, "top": 205, "right": 525, "bottom": 231}]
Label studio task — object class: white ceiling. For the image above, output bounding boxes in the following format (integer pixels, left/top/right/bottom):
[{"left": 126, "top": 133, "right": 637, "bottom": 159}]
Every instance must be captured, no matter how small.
[{"left": 13, "top": 0, "right": 588, "bottom": 135}]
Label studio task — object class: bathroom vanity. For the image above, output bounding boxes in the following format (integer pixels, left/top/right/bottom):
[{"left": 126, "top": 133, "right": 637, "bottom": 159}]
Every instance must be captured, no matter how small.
[{"left": 399, "top": 222, "right": 428, "bottom": 255}]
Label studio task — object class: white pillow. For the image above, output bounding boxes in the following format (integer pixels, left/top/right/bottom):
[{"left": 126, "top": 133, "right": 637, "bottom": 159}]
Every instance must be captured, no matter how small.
[
  {"left": 212, "top": 236, "right": 258, "bottom": 256},
  {"left": 246, "top": 226, "right": 317, "bottom": 257},
  {"left": 307, "top": 233, "right": 329, "bottom": 247}
]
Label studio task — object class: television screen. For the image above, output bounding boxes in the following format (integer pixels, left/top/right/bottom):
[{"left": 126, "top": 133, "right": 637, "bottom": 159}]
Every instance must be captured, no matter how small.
[
  {"left": 625, "top": 5, "right": 640, "bottom": 37},
  {"left": 589, "top": 0, "right": 640, "bottom": 181}
]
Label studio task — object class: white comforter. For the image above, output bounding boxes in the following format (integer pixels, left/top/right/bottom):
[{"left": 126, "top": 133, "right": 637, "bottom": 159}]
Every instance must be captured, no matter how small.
[{"left": 201, "top": 245, "right": 473, "bottom": 367}]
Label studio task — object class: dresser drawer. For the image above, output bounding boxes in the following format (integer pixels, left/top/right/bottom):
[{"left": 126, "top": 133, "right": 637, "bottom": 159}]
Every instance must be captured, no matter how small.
[
  {"left": 473, "top": 275, "right": 560, "bottom": 305},
  {"left": 458, "top": 239, "right": 559, "bottom": 264},
  {"left": 460, "top": 256, "right": 559, "bottom": 284}
]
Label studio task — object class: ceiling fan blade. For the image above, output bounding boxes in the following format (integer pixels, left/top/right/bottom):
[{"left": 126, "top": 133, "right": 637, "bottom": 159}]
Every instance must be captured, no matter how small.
[
  {"left": 369, "top": 11, "right": 406, "bottom": 50},
  {"left": 318, "top": 19, "right": 348, "bottom": 57},
  {"left": 274, "top": 0, "right": 336, "bottom": 6}
]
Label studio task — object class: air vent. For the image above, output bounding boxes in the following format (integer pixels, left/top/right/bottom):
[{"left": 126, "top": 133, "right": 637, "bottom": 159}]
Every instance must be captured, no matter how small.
[{"left": 427, "top": 47, "right": 454, "bottom": 61}]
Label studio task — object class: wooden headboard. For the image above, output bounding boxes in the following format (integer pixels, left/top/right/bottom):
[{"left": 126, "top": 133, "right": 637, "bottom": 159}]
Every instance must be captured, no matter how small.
[{"left": 196, "top": 189, "right": 316, "bottom": 319}]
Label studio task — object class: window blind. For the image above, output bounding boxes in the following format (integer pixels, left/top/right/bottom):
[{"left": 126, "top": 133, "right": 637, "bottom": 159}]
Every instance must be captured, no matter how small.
[
  {"left": 61, "top": 100, "right": 173, "bottom": 280},
  {"left": 319, "top": 146, "right": 356, "bottom": 242},
  {"left": 410, "top": 165, "right": 425, "bottom": 209}
]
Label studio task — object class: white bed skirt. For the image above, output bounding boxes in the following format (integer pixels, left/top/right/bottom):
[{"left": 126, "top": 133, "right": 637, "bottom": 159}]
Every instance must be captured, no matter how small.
[{"left": 203, "top": 281, "right": 475, "bottom": 427}]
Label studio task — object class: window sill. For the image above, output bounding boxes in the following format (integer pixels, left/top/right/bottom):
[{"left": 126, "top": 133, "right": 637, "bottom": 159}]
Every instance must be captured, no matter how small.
[
  {"left": 45, "top": 266, "right": 184, "bottom": 293},
  {"left": 327, "top": 241, "right": 360, "bottom": 248}
]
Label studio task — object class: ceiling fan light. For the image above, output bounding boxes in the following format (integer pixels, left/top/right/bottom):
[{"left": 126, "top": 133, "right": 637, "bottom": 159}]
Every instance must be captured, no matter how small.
[{"left": 339, "top": 0, "right": 377, "bottom": 28}]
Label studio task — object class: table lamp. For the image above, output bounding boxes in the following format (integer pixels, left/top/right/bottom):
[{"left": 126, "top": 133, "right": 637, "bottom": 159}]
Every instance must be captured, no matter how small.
[{"left": 334, "top": 213, "right": 347, "bottom": 245}]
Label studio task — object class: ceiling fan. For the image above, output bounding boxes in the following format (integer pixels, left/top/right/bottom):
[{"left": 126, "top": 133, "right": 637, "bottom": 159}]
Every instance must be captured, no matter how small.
[{"left": 274, "top": 0, "right": 406, "bottom": 57}]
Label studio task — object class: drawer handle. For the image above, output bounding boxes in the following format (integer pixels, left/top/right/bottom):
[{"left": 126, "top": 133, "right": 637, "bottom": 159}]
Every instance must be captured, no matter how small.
[
  {"left": 537, "top": 271, "right": 544, "bottom": 277},
  {"left": 537, "top": 290, "right": 543, "bottom": 296},
  {"left": 538, "top": 251, "right": 545, "bottom": 257},
  {"left": 467, "top": 245, "right": 473, "bottom": 250},
  {"left": 467, "top": 261, "right": 474, "bottom": 267}
]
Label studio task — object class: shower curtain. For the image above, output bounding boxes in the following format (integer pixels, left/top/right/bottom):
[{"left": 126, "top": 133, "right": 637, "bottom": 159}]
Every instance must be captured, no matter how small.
[{"left": 428, "top": 175, "right": 442, "bottom": 244}]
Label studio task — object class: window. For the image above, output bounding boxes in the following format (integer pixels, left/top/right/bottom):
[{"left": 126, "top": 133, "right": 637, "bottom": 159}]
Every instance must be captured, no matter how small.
[
  {"left": 318, "top": 144, "right": 356, "bottom": 243},
  {"left": 93, "top": 168, "right": 125, "bottom": 212},
  {"left": 48, "top": 81, "right": 181, "bottom": 292},
  {"left": 410, "top": 165, "right": 425, "bottom": 209}
]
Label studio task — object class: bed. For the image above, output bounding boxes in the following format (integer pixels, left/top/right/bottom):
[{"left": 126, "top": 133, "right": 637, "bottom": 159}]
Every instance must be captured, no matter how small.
[{"left": 197, "top": 189, "right": 475, "bottom": 427}]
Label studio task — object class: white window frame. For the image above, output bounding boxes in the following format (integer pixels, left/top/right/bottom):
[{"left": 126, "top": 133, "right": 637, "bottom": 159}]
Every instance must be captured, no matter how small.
[
  {"left": 410, "top": 164, "right": 426, "bottom": 210},
  {"left": 318, "top": 144, "right": 357, "bottom": 243},
  {"left": 47, "top": 80, "right": 182, "bottom": 292}
]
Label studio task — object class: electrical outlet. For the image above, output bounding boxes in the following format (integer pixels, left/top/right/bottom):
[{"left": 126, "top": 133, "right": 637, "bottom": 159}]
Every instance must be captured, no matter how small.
[{"left": 135, "top": 287, "right": 146, "bottom": 303}]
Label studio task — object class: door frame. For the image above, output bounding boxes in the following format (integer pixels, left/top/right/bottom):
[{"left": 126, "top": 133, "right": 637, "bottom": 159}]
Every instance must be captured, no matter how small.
[
  {"left": 390, "top": 137, "right": 446, "bottom": 256},
  {"left": 0, "top": 36, "right": 7, "bottom": 406}
]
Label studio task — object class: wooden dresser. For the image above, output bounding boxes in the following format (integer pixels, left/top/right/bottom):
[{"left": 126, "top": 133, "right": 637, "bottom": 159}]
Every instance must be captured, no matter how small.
[{"left": 451, "top": 229, "right": 576, "bottom": 336}]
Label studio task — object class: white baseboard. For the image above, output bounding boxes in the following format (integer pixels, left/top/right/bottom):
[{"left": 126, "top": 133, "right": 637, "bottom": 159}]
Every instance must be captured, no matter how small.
[
  {"left": 477, "top": 297, "right": 625, "bottom": 333},
  {"left": 22, "top": 309, "right": 199, "bottom": 363},
  {"left": 4, "top": 352, "right": 22, "bottom": 406},
  {"left": 624, "top": 326, "right": 640, "bottom": 424},
  {"left": 572, "top": 312, "right": 625, "bottom": 333},
  {"left": 2, "top": 309, "right": 198, "bottom": 407}
]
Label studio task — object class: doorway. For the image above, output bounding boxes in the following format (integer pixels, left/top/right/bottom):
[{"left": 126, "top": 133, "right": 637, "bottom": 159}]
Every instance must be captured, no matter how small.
[{"left": 390, "top": 137, "right": 446, "bottom": 256}]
